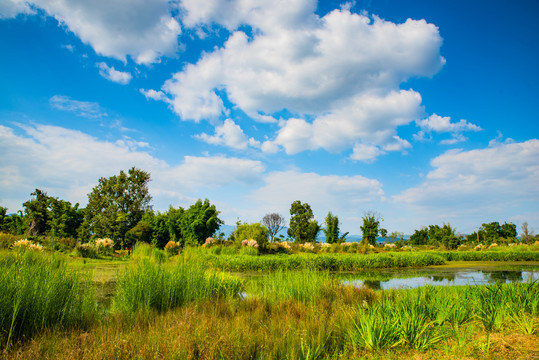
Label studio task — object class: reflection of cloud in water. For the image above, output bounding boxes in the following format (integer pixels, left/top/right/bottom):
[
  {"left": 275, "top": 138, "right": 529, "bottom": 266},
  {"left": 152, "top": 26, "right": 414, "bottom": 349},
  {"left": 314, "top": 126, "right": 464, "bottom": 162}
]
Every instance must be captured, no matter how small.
[{"left": 347, "top": 270, "right": 538, "bottom": 290}]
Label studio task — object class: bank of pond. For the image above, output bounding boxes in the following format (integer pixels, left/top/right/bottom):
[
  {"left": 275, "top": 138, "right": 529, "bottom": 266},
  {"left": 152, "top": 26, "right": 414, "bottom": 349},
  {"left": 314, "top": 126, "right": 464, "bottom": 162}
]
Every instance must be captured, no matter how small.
[{"left": 0, "top": 248, "right": 538, "bottom": 359}]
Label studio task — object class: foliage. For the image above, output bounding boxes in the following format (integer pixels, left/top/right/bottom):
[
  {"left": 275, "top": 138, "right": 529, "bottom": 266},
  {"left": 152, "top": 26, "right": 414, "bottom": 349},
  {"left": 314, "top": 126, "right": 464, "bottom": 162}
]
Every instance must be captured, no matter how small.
[
  {"left": 82, "top": 167, "right": 152, "bottom": 246},
  {"left": 469, "top": 221, "right": 518, "bottom": 244},
  {"left": 262, "top": 212, "right": 286, "bottom": 242},
  {"left": 323, "top": 212, "right": 340, "bottom": 244},
  {"left": 410, "top": 228, "right": 429, "bottom": 246},
  {"left": 0, "top": 207, "right": 25, "bottom": 235},
  {"left": 125, "top": 220, "right": 152, "bottom": 246},
  {"left": 177, "top": 199, "right": 223, "bottom": 246},
  {"left": 235, "top": 222, "right": 268, "bottom": 248},
  {"left": 288, "top": 201, "right": 320, "bottom": 243},
  {"left": 360, "top": 212, "right": 381, "bottom": 246}
]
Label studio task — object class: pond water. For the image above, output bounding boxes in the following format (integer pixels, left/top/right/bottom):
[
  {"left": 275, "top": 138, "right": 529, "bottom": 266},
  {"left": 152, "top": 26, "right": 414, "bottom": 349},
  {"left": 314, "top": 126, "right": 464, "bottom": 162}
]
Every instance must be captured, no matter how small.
[{"left": 342, "top": 266, "right": 539, "bottom": 290}]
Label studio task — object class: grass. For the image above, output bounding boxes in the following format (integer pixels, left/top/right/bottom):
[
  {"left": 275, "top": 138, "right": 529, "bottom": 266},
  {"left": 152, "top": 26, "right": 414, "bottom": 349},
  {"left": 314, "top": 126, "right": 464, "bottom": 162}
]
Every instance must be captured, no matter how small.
[
  {"left": 196, "top": 251, "right": 447, "bottom": 271},
  {"left": 0, "top": 250, "right": 96, "bottom": 348},
  {"left": 1, "top": 244, "right": 538, "bottom": 358},
  {"left": 113, "top": 251, "right": 244, "bottom": 316}
]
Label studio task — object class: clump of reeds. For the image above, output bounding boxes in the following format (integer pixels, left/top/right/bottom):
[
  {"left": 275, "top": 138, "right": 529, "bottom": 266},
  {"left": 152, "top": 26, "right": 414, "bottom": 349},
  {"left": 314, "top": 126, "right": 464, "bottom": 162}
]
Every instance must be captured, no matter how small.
[
  {"left": 112, "top": 256, "right": 244, "bottom": 316},
  {"left": 0, "top": 251, "right": 96, "bottom": 348}
]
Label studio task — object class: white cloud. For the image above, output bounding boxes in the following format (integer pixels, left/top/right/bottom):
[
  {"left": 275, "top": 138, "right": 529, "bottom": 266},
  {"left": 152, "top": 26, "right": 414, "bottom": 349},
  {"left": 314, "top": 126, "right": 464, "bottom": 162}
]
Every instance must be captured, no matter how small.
[
  {"left": 49, "top": 95, "right": 107, "bottom": 118},
  {"left": 0, "top": 0, "right": 34, "bottom": 19},
  {"left": 0, "top": 123, "right": 265, "bottom": 212},
  {"left": 415, "top": 114, "right": 482, "bottom": 144},
  {"left": 157, "top": 4, "right": 444, "bottom": 156},
  {"left": 246, "top": 170, "right": 385, "bottom": 233},
  {"left": 97, "top": 62, "right": 132, "bottom": 84},
  {"left": 194, "top": 119, "right": 257, "bottom": 150},
  {"left": 394, "top": 139, "right": 539, "bottom": 231},
  {"left": 6, "top": 0, "right": 181, "bottom": 64},
  {"left": 350, "top": 143, "right": 385, "bottom": 163},
  {"left": 140, "top": 89, "right": 167, "bottom": 101}
]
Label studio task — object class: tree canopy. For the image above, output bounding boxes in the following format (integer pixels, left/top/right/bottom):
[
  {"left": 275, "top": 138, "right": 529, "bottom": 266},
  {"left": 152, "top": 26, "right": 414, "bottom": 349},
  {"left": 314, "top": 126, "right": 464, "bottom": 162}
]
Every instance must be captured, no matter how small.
[
  {"left": 82, "top": 167, "right": 152, "bottom": 245},
  {"left": 288, "top": 201, "right": 319, "bottom": 243}
]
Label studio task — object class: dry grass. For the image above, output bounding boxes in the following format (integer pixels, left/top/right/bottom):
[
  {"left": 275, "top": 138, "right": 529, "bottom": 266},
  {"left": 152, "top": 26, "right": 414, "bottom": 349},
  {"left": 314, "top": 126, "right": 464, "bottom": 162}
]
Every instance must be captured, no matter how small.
[{"left": 2, "top": 297, "right": 537, "bottom": 360}]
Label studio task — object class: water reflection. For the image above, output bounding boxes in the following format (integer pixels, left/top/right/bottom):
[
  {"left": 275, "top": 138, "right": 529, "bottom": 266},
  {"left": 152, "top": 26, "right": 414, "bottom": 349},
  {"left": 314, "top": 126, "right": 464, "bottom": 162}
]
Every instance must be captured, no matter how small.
[{"left": 345, "top": 269, "right": 538, "bottom": 290}]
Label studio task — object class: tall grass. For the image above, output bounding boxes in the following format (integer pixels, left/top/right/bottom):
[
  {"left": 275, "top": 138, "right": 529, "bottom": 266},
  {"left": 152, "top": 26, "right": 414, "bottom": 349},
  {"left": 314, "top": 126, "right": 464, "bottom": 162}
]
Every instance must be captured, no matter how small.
[
  {"left": 434, "top": 250, "right": 539, "bottom": 262},
  {"left": 0, "top": 250, "right": 96, "bottom": 348},
  {"left": 249, "top": 269, "right": 331, "bottom": 304},
  {"left": 198, "top": 252, "right": 446, "bottom": 271},
  {"left": 113, "top": 256, "right": 244, "bottom": 315}
]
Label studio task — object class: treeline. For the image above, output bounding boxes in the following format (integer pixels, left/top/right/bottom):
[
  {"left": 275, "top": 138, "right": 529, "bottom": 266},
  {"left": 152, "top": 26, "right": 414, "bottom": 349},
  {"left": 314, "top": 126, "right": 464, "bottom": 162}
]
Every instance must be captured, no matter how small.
[{"left": 1, "top": 167, "right": 537, "bottom": 250}]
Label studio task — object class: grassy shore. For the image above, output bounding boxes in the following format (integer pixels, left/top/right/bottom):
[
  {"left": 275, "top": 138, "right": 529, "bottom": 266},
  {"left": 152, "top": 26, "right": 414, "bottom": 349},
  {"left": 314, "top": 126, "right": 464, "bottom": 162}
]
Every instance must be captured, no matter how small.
[{"left": 1, "top": 245, "right": 538, "bottom": 359}]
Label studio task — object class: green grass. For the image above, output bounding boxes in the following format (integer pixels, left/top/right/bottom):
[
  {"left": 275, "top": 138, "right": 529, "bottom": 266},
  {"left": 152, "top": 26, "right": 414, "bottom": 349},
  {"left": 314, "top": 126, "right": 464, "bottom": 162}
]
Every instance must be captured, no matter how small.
[
  {"left": 113, "top": 256, "right": 244, "bottom": 316},
  {"left": 0, "top": 250, "right": 96, "bottom": 348},
  {"left": 197, "top": 252, "right": 447, "bottom": 271}
]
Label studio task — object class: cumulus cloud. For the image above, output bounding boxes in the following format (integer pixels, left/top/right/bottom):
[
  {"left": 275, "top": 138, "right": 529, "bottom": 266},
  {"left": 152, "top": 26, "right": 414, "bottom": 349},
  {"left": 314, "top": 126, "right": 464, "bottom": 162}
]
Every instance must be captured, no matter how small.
[
  {"left": 155, "top": 3, "right": 445, "bottom": 157},
  {"left": 5, "top": 0, "right": 181, "bottom": 64},
  {"left": 97, "top": 62, "right": 132, "bottom": 84},
  {"left": 49, "top": 95, "right": 107, "bottom": 118},
  {"left": 246, "top": 169, "right": 385, "bottom": 232},
  {"left": 394, "top": 139, "right": 539, "bottom": 231},
  {"left": 0, "top": 0, "right": 34, "bottom": 18},
  {"left": 0, "top": 123, "right": 265, "bottom": 212},
  {"left": 194, "top": 119, "right": 259, "bottom": 150},
  {"left": 415, "top": 114, "right": 482, "bottom": 144}
]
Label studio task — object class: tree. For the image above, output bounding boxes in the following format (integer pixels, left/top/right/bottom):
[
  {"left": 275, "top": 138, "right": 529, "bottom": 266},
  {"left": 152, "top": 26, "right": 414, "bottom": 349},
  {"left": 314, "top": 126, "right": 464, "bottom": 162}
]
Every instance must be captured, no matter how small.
[
  {"left": 23, "top": 189, "right": 51, "bottom": 236},
  {"left": 288, "top": 201, "right": 319, "bottom": 243},
  {"left": 178, "top": 199, "right": 223, "bottom": 246},
  {"left": 380, "top": 228, "right": 388, "bottom": 241},
  {"left": 521, "top": 222, "right": 534, "bottom": 243},
  {"left": 428, "top": 223, "right": 460, "bottom": 249},
  {"left": 82, "top": 167, "right": 152, "bottom": 245},
  {"left": 261, "top": 213, "right": 286, "bottom": 242},
  {"left": 235, "top": 222, "right": 268, "bottom": 247},
  {"left": 410, "top": 227, "right": 428, "bottom": 245},
  {"left": 500, "top": 222, "right": 517, "bottom": 239},
  {"left": 0, "top": 207, "right": 24, "bottom": 234},
  {"left": 360, "top": 212, "right": 381, "bottom": 246},
  {"left": 48, "top": 198, "right": 84, "bottom": 238},
  {"left": 324, "top": 212, "right": 340, "bottom": 244}
]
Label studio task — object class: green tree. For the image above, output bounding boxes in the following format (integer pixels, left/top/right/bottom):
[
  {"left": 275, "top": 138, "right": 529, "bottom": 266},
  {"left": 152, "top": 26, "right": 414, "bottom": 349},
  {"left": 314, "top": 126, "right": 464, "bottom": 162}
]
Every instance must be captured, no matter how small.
[
  {"left": 323, "top": 212, "right": 340, "bottom": 244},
  {"left": 380, "top": 228, "right": 388, "bottom": 241},
  {"left": 428, "top": 223, "right": 460, "bottom": 249},
  {"left": 82, "top": 167, "right": 152, "bottom": 245},
  {"left": 235, "top": 222, "right": 268, "bottom": 247},
  {"left": 48, "top": 198, "right": 84, "bottom": 238},
  {"left": 288, "top": 201, "right": 319, "bottom": 243},
  {"left": 0, "top": 207, "right": 24, "bottom": 234},
  {"left": 410, "top": 227, "right": 428, "bottom": 245},
  {"left": 178, "top": 199, "right": 223, "bottom": 246},
  {"left": 360, "top": 211, "right": 381, "bottom": 246},
  {"left": 500, "top": 222, "right": 517, "bottom": 239},
  {"left": 23, "top": 189, "right": 51, "bottom": 236}
]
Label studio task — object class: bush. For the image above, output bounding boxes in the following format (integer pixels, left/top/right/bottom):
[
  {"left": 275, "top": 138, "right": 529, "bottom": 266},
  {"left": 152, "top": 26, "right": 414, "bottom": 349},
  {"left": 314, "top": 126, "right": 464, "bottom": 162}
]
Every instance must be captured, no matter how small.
[
  {"left": 165, "top": 241, "right": 180, "bottom": 256},
  {"left": 76, "top": 243, "right": 98, "bottom": 258},
  {"left": 95, "top": 238, "right": 114, "bottom": 256}
]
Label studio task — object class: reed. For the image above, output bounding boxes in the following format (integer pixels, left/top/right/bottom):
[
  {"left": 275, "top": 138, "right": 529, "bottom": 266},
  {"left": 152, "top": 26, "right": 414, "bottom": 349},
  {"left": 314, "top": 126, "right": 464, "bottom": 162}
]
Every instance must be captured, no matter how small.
[
  {"left": 112, "top": 256, "right": 244, "bottom": 316},
  {"left": 0, "top": 251, "right": 96, "bottom": 348}
]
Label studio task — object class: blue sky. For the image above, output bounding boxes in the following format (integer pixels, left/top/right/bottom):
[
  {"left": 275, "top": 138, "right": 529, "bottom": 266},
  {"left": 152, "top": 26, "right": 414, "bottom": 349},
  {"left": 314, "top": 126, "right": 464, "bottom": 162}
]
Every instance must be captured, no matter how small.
[{"left": 1, "top": 0, "right": 538, "bottom": 236}]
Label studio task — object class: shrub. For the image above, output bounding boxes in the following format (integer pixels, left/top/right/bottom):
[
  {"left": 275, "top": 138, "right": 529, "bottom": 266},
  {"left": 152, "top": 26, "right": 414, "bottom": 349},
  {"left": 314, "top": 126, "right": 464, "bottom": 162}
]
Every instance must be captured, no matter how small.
[
  {"left": 9, "top": 239, "right": 43, "bottom": 252},
  {"left": 76, "top": 243, "right": 98, "bottom": 258},
  {"left": 95, "top": 238, "right": 114, "bottom": 256},
  {"left": 165, "top": 241, "right": 180, "bottom": 256}
]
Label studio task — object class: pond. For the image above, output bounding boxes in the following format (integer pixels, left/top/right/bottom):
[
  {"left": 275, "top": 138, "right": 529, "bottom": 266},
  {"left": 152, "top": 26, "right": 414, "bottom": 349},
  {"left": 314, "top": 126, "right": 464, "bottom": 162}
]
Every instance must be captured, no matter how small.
[{"left": 341, "top": 264, "right": 539, "bottom": 290}]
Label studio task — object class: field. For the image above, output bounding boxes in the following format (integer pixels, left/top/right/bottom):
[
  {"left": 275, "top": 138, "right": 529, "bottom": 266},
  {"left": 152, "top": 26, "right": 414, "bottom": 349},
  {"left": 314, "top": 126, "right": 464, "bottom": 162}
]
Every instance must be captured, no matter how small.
[{"left": 1, "top": 244, "right": 538, "bottom": 359}]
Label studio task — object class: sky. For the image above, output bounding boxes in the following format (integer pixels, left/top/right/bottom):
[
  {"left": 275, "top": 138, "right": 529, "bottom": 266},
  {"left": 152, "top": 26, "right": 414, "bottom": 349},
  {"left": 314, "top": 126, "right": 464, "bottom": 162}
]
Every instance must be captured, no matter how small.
[{"left": 1, "top": 0, "right": 538, "bottom": 236}]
